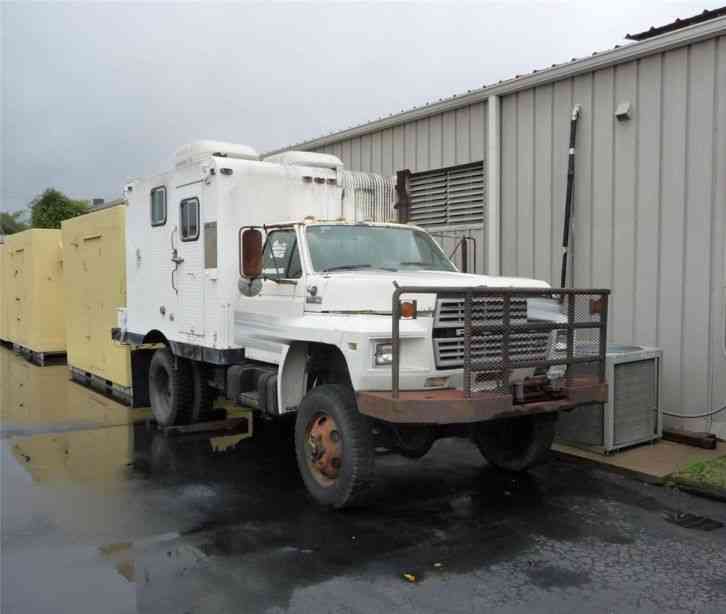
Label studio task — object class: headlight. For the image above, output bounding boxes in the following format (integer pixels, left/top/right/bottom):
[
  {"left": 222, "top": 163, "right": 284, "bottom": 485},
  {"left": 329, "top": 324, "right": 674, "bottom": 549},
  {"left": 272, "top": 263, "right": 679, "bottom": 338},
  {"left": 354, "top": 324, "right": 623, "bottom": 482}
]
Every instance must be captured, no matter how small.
[{"left": 374, "top": 342, "right": 393, "bottom": 366}]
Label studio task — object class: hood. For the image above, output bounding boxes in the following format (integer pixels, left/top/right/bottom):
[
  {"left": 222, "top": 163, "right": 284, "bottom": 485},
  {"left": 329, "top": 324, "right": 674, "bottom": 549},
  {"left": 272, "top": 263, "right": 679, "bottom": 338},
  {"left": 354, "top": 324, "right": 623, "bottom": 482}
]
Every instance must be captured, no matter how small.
[{"left": 306, "top": 270, "right": 550, "bottom": 313}]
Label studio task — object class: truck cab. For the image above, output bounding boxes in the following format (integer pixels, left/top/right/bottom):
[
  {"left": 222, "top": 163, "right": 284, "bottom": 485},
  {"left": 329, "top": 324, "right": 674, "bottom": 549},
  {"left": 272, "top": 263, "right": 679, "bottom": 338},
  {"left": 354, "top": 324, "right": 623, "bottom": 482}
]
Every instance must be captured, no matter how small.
[{"left": 117, "top": 141, "right": 609, "bottom": 508}]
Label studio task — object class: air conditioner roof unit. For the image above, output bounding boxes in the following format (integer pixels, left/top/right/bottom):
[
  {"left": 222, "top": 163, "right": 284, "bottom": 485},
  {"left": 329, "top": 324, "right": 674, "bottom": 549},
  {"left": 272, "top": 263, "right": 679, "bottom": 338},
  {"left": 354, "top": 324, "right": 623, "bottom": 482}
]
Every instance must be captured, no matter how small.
[
  {"left": 175, "top": 140, "right": 260, "bottom": 168},
  {"left": 263, "top": 151, "right": 343, "bottom": 171}
]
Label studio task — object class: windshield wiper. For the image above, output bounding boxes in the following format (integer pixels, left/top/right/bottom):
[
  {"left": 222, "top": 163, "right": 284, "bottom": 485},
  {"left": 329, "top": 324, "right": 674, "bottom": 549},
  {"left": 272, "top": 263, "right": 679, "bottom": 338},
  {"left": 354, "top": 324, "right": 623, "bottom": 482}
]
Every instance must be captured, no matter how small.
[
  {"left": 322, "top": 264, "right": 373, "bottom": 272},
  {"left": 321, "top": 264, "right": 397, "bottom": 272},
  {"left": 399, "top": 261, "right": 432, "bottom": 267}
]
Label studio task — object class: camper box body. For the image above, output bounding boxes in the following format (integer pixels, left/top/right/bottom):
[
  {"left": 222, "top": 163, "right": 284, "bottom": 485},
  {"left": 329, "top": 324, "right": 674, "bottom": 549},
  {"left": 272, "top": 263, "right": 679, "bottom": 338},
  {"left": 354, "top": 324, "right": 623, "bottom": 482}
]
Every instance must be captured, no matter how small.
[{"left": 123, "top": 144, "right": 354, "bottom": 362}]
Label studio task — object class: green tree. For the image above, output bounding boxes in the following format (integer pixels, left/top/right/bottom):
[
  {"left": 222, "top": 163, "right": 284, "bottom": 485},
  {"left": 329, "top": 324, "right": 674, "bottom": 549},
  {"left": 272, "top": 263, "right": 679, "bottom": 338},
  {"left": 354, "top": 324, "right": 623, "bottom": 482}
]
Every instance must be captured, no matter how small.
[
  {"left": 0, "top": 210, "right": 29, "bottom": 235},
  {"left": 30, "top": 188, "right": 89, "bottom": 229}
]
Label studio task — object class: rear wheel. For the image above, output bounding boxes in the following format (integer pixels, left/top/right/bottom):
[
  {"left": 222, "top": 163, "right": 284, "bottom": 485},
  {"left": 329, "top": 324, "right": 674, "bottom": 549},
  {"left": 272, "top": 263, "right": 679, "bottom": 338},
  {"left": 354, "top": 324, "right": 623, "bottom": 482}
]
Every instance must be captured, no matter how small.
[
  {"left": 190, "top": 361, "right": 215, "bottom": 423},
  {"left": 392, "top": 424, "right": 437, "bottom": 459},
  {"left": 294, "top": 384, "right": 375, "bottom": 508},
  {"left": 473, "top": 413, "right": 557, "bottom": 472},
  {"left": 148, "top": 348, "right": 193, "bottom": 427}
]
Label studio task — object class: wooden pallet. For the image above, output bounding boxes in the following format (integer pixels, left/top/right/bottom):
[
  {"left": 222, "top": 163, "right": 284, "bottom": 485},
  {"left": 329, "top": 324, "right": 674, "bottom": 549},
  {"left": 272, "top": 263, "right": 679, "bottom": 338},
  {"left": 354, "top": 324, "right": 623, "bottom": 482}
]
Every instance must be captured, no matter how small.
[
  {"left": 13, "top": 343, "right": 67, "bottom": 367},
  {"left": 69, "top": 366, "right": 134, "bottom": 406}
]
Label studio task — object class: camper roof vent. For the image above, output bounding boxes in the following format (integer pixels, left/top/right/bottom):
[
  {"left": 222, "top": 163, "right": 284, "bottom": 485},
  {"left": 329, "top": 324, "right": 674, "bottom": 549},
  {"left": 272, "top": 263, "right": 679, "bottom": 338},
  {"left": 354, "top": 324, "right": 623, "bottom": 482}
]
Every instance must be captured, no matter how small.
[
  {"left": 263, "top": 151, "right": 343, "bottom": 171},
  {"left": 175, "top": 141, "right": 260, "bottom": 168}
]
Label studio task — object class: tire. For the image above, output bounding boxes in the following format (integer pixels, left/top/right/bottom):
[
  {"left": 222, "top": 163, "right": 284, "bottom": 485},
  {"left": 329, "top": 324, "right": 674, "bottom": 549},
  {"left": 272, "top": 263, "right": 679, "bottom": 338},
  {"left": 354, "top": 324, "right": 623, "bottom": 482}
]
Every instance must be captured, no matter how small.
[
  {"left": 294, "top": 384, "right": 375, "bottom": 508},
  {"left": 148, "top": 348, "right": 193, "bottom": 427},
  {"left": 190, "top": 361, "right": 215, "bottom": 423},
  {"left": 393, "top": 424, "right": 437, "bottom": 459},
  {"left": 473, "top": 413, "right": 557, "bottom": 472}
]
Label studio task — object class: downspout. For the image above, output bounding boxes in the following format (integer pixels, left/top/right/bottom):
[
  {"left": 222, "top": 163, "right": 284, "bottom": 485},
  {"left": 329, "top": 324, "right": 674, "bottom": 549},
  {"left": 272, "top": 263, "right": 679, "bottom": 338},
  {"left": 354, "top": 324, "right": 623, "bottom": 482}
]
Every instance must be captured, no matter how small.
[
  {"left": 487, "top": 95, "right": 501, "bottom": 276},
  {"left": 559, "top": 104, "right": 582, "bottom": 288}
]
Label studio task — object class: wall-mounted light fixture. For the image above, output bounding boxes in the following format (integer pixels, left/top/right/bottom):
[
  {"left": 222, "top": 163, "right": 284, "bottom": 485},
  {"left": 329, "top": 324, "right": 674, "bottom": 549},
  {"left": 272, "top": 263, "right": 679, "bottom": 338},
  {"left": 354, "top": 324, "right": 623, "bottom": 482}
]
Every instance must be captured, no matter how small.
[{"left": 615, "top": 101, "right": 632, "bottom": 121}]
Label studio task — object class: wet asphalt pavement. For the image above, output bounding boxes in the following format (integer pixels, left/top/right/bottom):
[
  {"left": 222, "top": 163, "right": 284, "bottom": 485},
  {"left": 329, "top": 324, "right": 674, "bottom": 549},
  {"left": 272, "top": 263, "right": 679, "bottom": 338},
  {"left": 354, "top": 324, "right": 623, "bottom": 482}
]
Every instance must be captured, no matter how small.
[{"left": 2, "top": 347, "right": 726, "bottom": 614}]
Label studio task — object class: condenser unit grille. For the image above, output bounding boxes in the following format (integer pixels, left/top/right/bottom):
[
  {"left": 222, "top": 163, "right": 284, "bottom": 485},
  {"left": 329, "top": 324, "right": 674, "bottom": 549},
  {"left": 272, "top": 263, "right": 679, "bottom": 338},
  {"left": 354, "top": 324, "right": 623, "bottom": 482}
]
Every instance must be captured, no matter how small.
[
  {"left": 555, "top": 347, "right": 662, "bottom": 454},
  {"left": 613, "top": 359, "right": 658, "bottom": 445}
]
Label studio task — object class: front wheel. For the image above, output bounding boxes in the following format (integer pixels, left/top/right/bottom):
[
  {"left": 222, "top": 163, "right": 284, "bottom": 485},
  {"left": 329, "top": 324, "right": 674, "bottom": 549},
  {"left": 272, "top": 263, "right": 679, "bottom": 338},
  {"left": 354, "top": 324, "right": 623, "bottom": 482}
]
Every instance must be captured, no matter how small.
[
  {"left": 473, "top": 413, "right": 557, "bottom": 472},
  {"left": 294, "top": 384, "right": 375, "bottom": 508}
]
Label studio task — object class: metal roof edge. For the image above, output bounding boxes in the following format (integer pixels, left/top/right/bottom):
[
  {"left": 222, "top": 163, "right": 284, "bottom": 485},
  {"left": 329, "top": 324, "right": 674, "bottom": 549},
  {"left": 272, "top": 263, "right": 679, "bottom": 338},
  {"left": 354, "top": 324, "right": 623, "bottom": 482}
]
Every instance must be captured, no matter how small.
[{"left": 266, "top": 15, "right": 726, "bottom": 155}]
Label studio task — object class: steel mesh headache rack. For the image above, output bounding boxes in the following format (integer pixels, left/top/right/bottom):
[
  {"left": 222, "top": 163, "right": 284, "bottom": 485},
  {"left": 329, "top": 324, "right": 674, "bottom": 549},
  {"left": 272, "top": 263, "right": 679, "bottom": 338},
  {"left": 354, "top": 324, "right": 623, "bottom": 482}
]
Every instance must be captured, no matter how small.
[{"left": 391, "top": 286, "right": 610, "bottom": 402}]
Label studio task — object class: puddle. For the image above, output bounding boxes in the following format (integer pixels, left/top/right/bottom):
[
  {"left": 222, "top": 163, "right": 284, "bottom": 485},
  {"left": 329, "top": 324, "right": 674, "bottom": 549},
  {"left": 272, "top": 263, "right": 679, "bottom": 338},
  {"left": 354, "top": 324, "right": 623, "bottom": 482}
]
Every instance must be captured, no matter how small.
[
  {"left": 4, "top": 347, "right": 726, "bottom": 613},
  {"left": 0, "top": 346, "right": 151, "bottom": 438},
  {"left": 9, "top": 425, "right": 136, "bottom": 483}
]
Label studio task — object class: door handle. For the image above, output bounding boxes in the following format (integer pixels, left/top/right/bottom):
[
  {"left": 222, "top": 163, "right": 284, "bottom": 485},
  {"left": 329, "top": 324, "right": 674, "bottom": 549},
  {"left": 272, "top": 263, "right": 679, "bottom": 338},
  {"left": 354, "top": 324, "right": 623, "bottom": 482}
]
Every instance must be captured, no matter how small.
[{"left": 170, "top": 227, "right": 182, "bottom": 294}]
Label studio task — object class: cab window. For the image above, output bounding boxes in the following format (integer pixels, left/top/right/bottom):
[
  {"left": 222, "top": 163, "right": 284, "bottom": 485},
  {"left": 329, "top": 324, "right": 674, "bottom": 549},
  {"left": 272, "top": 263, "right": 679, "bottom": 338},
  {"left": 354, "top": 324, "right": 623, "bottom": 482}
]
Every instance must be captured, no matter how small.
[{"left": 261, "top": 229, "right": 302, "bottom": 279}]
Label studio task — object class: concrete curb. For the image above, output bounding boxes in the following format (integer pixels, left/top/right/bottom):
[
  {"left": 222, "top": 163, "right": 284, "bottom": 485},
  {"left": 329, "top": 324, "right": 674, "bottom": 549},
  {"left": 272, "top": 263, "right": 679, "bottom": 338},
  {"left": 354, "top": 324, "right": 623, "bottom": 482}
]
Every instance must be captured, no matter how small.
[
  {"left": 551, "top": 449, "right": 666, "bottom": 485},
  {"left": 668, "top": 478, "right": 726, "bottom": 504},
  {"left": 553, "top": 447, "right": 726, "bottom": 504}
]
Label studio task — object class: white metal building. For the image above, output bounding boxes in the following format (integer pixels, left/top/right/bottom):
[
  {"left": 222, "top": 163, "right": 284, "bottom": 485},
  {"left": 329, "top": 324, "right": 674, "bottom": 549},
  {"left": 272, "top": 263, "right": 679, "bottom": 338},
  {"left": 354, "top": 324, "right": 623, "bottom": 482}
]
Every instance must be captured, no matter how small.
[{"left": 271, "top": 12, "right": 726, "bottom": 436}]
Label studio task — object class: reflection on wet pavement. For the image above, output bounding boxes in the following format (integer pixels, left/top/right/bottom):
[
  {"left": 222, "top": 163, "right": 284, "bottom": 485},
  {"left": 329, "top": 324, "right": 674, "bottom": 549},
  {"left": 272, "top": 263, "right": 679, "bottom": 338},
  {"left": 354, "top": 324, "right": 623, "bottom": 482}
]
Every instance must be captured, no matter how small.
[
  {"left": 2, "top": 345, "right": 726, "bottom": 614},
  {"left": 0, "top": 346, "right": 151, "bottom": 438}
]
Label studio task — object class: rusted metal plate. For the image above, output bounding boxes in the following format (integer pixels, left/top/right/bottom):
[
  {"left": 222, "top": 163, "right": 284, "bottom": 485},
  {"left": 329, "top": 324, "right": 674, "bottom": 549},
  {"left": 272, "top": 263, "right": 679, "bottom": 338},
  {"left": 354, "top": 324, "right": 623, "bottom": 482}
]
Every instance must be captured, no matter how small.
[
  {"left": 162, "top": 415, "right": 252, "bottom": 437},
  {"left": 357, "top": 376, "right": 607, "bottom": 424}
]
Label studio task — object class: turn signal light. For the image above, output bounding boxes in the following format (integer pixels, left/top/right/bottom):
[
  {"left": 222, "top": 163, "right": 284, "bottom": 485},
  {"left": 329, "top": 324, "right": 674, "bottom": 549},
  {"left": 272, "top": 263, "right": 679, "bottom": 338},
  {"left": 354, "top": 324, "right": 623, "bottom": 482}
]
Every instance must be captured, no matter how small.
[
  {"left": 590, "top": 297, "right": 603, "bottom": 315},
  {"left": 400, "top": 300, "right": 417, "bottom": 319}
]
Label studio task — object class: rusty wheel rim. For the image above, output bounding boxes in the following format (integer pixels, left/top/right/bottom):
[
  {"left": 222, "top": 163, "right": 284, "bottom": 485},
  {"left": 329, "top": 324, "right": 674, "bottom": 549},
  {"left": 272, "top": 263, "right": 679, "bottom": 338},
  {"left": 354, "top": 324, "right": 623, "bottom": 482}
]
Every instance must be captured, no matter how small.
[{"left": 305, "top": 412, "right": 343, "bottom": 487}]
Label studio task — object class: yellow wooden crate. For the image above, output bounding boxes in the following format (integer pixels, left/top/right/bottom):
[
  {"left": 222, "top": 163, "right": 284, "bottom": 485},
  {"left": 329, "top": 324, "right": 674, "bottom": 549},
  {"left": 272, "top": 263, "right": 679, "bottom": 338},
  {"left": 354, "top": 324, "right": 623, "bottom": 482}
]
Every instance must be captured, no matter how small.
[
  {"left": 61, "top": 206, "right": 131, "bottom": 387},
  {"left": 0, "top": 243, "right": 6, "bottom": 342},
  {"left": 3, "top": 229, "right": 65, "bottom": 353}
]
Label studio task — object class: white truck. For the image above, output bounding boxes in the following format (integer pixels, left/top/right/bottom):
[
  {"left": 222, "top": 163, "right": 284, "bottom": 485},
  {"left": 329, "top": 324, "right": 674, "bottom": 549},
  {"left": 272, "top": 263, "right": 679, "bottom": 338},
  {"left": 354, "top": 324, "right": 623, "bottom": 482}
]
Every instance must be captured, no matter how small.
[{"left": 116, "top": 141, "right": 609, "bottom": 508}]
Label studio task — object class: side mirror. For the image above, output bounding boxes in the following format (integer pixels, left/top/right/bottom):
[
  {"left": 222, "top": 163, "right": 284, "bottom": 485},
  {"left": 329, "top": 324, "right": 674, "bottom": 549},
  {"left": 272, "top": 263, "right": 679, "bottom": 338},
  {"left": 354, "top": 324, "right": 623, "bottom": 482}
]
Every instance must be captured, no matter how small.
[{"left": 240, "top": 228, "right": 263, "bottom": 278}]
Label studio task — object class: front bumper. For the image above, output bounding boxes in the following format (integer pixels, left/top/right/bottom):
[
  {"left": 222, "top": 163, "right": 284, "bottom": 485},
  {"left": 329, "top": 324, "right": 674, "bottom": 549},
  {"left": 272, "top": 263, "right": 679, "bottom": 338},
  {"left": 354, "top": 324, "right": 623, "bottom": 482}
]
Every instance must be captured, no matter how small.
[{"left": 356, "top": 375, "right": 607, "bottom": 424}]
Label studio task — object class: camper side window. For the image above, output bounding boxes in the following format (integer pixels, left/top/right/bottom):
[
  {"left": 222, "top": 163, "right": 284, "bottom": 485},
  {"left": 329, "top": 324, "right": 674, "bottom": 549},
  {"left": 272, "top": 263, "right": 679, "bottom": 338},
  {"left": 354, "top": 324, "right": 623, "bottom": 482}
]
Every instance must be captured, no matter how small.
[
  {"left": 150, "top": 187, "right": 166, "bottom": 226},
  {"left": 180, "top": 197, "right": 200, "bottom": 241}
]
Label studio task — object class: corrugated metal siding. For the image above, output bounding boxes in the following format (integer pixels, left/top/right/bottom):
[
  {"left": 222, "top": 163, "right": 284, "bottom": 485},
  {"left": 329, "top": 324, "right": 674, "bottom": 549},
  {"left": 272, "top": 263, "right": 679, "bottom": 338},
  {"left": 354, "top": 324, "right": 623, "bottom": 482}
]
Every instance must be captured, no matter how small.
[
  {"left": 315, "top": 102, "right": 487, "bottom": 174},
  {"left": 500, "top": 35, "right": 726, "bottom": 429},
  {"left": 312, "top": 102, "right": 488, "bottom": 272},
  {"left": 291, "top": 29, "right": 725, "bottom": 434}
]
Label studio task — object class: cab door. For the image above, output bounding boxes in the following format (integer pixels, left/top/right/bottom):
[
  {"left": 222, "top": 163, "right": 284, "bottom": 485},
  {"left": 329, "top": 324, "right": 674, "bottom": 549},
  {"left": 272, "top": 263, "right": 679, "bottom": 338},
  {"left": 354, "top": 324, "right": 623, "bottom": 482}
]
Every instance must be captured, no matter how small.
[{"left": 243, "top": 227, "right": 305, "bottom": 317}]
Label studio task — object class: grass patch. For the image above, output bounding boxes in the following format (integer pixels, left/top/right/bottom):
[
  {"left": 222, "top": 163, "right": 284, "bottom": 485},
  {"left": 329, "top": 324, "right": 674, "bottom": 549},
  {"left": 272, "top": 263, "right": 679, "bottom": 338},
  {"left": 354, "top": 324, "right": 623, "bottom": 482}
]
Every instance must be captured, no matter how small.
[{"left": 671, "top": 456, "right": 726, "bottom": 492}]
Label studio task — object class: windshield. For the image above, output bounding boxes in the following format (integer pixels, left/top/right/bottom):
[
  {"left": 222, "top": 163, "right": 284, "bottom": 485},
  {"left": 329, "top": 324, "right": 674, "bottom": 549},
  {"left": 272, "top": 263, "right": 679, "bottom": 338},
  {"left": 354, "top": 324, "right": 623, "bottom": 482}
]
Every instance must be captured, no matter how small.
[{"left": 306, "top": 225, "right": 457, "bottom": 273}]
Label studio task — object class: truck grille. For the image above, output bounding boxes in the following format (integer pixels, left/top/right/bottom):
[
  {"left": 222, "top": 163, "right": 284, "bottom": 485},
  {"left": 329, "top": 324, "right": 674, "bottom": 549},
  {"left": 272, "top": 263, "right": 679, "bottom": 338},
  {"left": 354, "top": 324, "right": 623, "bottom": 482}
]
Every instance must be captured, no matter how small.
[
  {"left": 434, "top": 296, "right": 528, "bottom": 327},
  {"left": 434, "top": 332, "right": 551, "bottom": 368},
  {"left": 433, "top": 296, "right": 549, "bottom": 369}
]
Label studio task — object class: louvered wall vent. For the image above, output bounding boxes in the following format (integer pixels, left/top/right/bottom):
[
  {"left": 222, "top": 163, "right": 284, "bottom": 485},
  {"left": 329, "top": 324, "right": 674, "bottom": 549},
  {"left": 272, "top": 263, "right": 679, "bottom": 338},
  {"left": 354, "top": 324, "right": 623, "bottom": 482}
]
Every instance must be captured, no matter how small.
[{"left": 408, "top": 161, "right": 485, "bottom": 227}]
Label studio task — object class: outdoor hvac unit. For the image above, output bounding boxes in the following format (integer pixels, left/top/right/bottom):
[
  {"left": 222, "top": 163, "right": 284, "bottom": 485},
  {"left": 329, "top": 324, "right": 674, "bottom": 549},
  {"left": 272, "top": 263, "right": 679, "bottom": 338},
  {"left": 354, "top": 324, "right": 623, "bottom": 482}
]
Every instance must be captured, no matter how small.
[{"left": 556, "top": 345, "right": 663, "bottom": 454}]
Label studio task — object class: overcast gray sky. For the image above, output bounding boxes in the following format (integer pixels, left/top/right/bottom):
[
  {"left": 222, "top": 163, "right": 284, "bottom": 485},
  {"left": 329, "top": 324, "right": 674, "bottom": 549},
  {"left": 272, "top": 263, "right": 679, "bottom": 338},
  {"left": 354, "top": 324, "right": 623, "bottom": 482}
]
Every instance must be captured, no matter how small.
[{"left": 1, "top": 0, "right": 722, "bottom": 213}]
